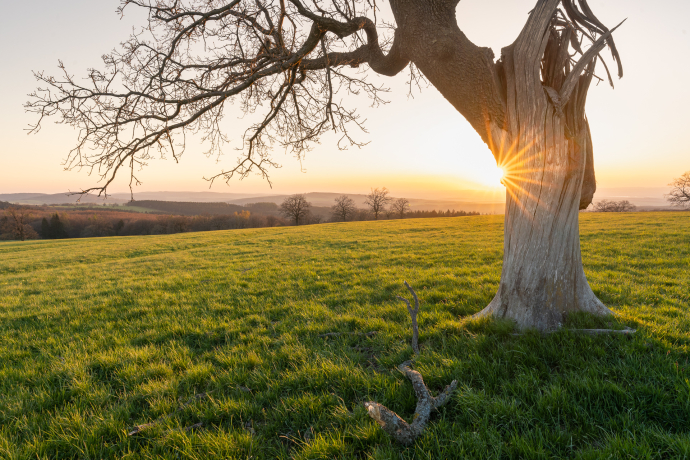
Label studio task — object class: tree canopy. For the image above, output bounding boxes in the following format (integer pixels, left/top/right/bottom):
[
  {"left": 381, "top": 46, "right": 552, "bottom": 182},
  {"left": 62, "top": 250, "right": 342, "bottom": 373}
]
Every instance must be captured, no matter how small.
[{"left": 27, "top": 0, "right": 621, "bottom": 197}]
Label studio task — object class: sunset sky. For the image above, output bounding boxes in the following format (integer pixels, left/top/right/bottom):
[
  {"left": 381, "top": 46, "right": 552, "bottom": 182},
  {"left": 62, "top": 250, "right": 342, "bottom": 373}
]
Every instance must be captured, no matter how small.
[{"left": 1, "top": 0, "right": 688, "bottom": 200}]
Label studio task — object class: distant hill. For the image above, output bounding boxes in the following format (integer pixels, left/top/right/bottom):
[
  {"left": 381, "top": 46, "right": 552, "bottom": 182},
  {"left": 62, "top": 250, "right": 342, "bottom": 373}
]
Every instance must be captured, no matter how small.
[
  {"left": 130, "top": 200, "right": 247, "bottom": 216},
  {"left": 0, "top": 191, "right": 266, "bottom": 206}
]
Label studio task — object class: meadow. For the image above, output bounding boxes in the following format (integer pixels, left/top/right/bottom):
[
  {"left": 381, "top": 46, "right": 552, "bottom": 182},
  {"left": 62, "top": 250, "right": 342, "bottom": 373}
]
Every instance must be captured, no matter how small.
[{"left": 0, "top": 213, "right": 689, "bottom": 459}]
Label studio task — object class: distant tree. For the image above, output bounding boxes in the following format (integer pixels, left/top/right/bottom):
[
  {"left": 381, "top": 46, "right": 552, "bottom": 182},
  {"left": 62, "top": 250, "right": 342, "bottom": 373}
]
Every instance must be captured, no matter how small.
[
  {"left": 592, "top": 199, "right": 636, "bottom": 212},
  {"left": 280, "top": 194, "right": 311, "bottom": 226},
  {"left": 331, "top": 195, "right": 357, "bottom": 222},
  {"left": 3, "top": 207, "right": 39, "bottom": 241},
  {"left": 49, "top": 214, "right": 68, "bottom": 239},
  {"left": 666, "top": 172, "right": 690, "bottom": 209},
  {"left": 114, "top": 219, "right": 125, "bottom": 235},
  {"left": 82, "top": 215, "right": 114, "bottom": 237},
  {"left": 365, "top": 188, "right": 392, "bottom": 220},
  {"left": 41, "top": 218, "right": 52, "bottom": 239},
  {"left": 391, "top": 198, "right": 411, "bottom": 219}
]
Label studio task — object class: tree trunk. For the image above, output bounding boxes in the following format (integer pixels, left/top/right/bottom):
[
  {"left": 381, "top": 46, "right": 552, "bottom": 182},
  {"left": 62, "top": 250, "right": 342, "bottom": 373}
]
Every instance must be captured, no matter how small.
[
  {"left": 391, "top": 0, "right": 618, "bottom": 330},
  {"left": 477, "top": 108, "right": 611, "bottom": 330},
  {"left": 473, "top": 1, "right": 614, "bottom": 330}
]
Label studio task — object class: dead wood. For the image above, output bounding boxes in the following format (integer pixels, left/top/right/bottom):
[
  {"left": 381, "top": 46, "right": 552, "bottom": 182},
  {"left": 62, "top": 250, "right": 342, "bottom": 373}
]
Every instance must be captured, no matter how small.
[
  {"left": 511, "top": 327, "right": 636, "bottom": 336},
  {"left": 365, "top": 361, "right": 457, "bottom": 446},
  {"left": 396, "top": 281, "right": 420, "bottom": 354},
  {"left": 364, "top": 282, "right": 457, "bottom": 445}
]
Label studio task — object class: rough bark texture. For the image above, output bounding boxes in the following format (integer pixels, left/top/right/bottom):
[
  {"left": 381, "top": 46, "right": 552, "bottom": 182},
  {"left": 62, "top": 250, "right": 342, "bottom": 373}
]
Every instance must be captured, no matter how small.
[
  {"left": 365, "top": 361, "right": 457, "bottom": 445},
  {"left": 475, "top": 1, "right": 616, "bottom": 330},
  {"left": 388, "top": 0, "right": 622, "bottom": 330}
]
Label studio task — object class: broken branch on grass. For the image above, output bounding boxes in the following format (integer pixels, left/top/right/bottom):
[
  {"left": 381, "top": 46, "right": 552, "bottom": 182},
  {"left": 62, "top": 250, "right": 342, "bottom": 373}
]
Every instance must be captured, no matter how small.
[
  {"left": 365, "top": 361, "right": 457, "bottom": 445},
  {"left": 511, "top": 327, "right": 636, "bottom": 336},
  {"left": 364, "top": 281, "right": 457, "bottom": 445},
  {"left": 396, "top": 281, "right": 420, "bottom": 354}
]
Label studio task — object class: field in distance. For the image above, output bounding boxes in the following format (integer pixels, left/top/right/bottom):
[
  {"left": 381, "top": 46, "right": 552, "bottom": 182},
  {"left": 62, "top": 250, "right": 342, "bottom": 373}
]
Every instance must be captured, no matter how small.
[{"left": 1, "top": 213, "right": 689, "bottom": 459}]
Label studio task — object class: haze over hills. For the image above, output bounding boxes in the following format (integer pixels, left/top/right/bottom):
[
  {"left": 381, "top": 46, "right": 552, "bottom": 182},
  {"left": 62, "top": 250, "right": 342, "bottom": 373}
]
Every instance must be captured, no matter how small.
[{"left": 0, "top": 186, "right": 675, "bottom": 212}]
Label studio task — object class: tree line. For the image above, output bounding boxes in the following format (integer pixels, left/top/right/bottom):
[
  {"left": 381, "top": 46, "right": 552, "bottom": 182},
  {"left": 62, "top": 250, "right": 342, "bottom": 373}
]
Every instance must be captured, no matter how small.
[
  {"left": 0, "top": 207, "right": 289, "bottom": 241},
  {"left": 278, "top": 188, "right": 481, "bottom": 225}
]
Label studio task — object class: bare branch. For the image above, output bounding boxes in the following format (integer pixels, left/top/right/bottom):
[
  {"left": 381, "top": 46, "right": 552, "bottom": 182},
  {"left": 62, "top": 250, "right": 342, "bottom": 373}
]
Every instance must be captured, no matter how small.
[{"left": 365, "top": 361, "right": 457, "bottom": 445}]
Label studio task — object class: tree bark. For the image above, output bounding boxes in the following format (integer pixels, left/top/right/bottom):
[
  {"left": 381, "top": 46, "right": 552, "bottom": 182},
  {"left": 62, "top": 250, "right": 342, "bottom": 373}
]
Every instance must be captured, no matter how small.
[{"left": 391, "top": 0, "right": 616, "bottom": 330}]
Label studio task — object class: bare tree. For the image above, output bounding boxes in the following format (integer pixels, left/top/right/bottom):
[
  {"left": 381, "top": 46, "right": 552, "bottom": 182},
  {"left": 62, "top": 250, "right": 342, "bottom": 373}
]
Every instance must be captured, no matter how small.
[
  {"left": 365, "top": 187, "right": 392, "bottom": 220},
  {"left": 666, "top": 172, "right": 690, "bottom": 209},
  {"left": 28, "top": 0, "right": 625, "bottom": 330},
  {"left": 280, "top": 194, "right": 311, "bottom": 226},
  {"left": 592, "top": 199, "right": 636, "bottom": 212},
  {"left": 3, "top": 207, "right": 39, "bottom": 241},
  {"left": 391, "top": 197, "right": 410, "bottom": 219},
  {"left": 331, "top": 195, "right": 357, "bottom": 222}
]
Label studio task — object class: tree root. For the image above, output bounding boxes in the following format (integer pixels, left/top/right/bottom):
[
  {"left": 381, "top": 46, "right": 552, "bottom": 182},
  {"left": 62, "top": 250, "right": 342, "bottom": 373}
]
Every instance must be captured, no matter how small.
[
  {"left": 365, "top": 361, "right": 457, "bottom": 445},
  {"left": 364, "top": 281, "right": 457, "bottom": 445}
]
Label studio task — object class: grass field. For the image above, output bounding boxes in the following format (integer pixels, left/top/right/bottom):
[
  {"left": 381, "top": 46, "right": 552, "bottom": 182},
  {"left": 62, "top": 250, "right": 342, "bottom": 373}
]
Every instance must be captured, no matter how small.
[{"left": 1, "top": 213, "right": 689, "bottom": 459}]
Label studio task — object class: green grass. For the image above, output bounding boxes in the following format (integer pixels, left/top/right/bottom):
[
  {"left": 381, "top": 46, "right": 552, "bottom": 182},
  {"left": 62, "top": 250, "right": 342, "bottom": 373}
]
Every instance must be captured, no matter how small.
[{"left": 0, "top": 213, "right": 689, "bottom": 459}]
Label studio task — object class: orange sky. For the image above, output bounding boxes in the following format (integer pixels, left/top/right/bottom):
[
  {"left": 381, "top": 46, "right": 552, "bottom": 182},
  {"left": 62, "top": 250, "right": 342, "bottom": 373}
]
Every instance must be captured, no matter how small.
[{"left": 0, "top": 0, "right": 688, "bottom": 198}]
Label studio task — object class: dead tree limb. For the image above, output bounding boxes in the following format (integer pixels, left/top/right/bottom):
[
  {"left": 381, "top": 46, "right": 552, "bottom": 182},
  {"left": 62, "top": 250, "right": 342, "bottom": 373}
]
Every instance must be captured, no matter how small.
[
  {"left": 365, "top": 361, "right": 457, "bottom": 445},
  {"left": 365, "top": 282, "right": 457, "bottom": 445},
  {"left": 396, "top": 281, "right": 420, "bottom": 354}
]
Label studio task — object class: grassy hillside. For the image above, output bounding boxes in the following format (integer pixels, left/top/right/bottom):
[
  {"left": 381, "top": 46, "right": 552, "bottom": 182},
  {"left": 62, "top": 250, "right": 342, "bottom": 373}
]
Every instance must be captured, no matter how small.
[{"left": 1, "top": 213, "right": 689, "bottom": 459}]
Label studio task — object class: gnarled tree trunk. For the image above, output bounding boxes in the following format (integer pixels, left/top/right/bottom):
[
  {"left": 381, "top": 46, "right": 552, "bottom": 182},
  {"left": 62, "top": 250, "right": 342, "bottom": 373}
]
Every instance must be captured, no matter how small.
[{"left": 392, "top": 0, "right": 622, "bottom": 330}]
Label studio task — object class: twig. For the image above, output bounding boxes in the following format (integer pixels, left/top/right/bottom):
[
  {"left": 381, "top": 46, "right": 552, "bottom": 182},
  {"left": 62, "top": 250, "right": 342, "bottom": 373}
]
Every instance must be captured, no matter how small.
[
  {"left": 365, "top": 281, "right": 457, "bottom": 445},
  {"left": 364, "top": 361, "right": 457, "bottom": 445},
  {"left": 396, "top": 281, "right": 420, "bottom": 354},
  {"left": 317, "top": 331, "right": 378, "bottom": 338},
  {"left": 511, "top": 327, "right": 636, "bottom": 337}
]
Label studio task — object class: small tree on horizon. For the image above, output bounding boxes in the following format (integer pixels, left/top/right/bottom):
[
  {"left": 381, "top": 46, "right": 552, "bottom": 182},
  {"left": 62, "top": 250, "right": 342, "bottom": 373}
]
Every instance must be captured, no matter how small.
[
  {"left": 280, "top": 194, "right": 311, "bottom": 226},
  {"left": 666, "top": 172, "right": 690, "bottom": 209},
  {"left": 331, "top": 195, "right": 357, "bottom": 222},
  {"left": 391, "top": 198, "right": 411, "bottom": 219},
  {"left": 365, "top": 188, "right": 392, "bottom": 220},
  {"left": 592, "top": 199, "right": 636, "bottom": 212}
]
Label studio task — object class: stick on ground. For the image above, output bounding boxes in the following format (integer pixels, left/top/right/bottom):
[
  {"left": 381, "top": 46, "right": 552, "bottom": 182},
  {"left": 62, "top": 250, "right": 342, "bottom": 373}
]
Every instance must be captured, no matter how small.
[{"left": 365, "top": 281, "right": 457, "bottom": 445}]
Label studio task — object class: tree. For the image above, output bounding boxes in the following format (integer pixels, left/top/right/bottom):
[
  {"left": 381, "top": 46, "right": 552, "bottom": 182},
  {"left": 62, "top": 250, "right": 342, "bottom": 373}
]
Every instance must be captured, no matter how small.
[
  {"left": 592, "top": 199, "right": 636, "bottom": 212},
  {"left": 41, "top": 218, "right": 52, "bottom": 239},
  {"left": 365, "top": 188, "right": 392, "bottom": 220},
  {"left": 331, "top": 195, "right": 357, "bottom": 222},
  {"left": 27, "top": 0, "right": 625, "bottom": 330},
  {"left": 49, "top": 213, "right": 68, "bottom": 239},
  {"left": 280, "top": 194, "right": 311, "bottom": 226},
  {"left": 3, "top": 207, "right": 39, "bottom": 241},
  {"left": 666, "top": 172, "right": 690, "bottom": 209},
  {"left": 391, "top": 197, "right": 411, "bottom": 219}
]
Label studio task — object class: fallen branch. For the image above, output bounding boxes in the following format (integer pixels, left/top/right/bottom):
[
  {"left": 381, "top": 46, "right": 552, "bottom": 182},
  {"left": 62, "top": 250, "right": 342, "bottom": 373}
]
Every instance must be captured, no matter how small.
[
  {"left": 365, "top": 281, "right": 457, "bottom": 445},
  {"left": 396, "top": 281, "right": 420, "bottom": 354},
  {"left": 365, "top": 361, "right": 457, "bottom": 445},
  {"left": 511, "top": 327, "right": 636, "bottom": 337},
  {"left": 317, "top": 331, "right": 378, "bottom": 338}
]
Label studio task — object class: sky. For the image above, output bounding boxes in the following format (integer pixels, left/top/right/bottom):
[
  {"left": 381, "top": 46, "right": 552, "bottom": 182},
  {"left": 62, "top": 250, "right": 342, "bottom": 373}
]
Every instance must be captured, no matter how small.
[{"left": 0, "top": 0, "right": 688, "bottom": 199}]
